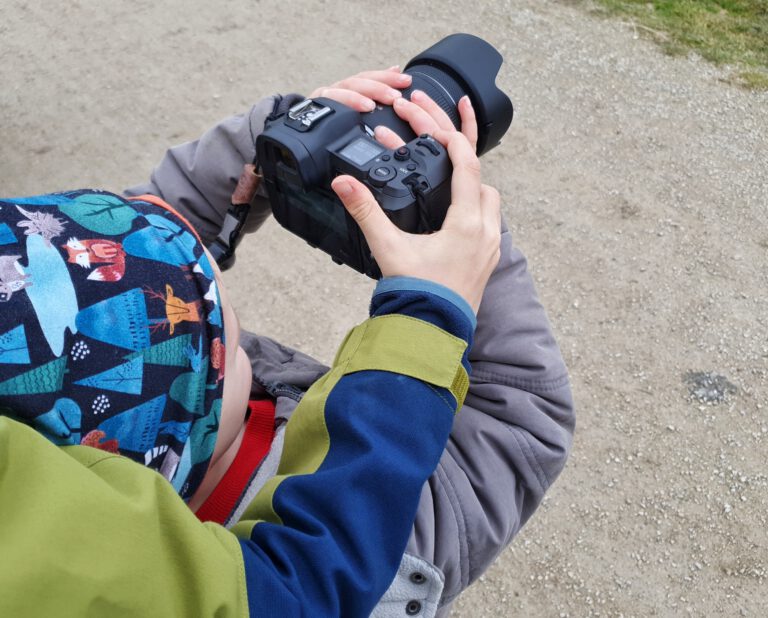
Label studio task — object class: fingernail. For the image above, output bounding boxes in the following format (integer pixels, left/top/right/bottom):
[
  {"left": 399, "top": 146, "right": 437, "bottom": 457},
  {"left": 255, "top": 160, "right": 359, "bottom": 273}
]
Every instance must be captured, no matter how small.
[
  {"left": 334, "top": 179, "right": 354, "bottom": 196},
  {"left": 374, "top": 126, "right": 389, "bottom": 138},
  {"left": 398, "top": 73, "right": 412, "bottom": 83},
  {"left": 394, "top": 97, "right": 406, "bottom": 106},
  {"left": 387, "top": 64, "right": 400, "bottom": 71},
  {"left": 461, "top": 95, "right": 472, "bottom": 107},
  {"left": 411, "top": 89, "right": 424, "bottom": 101},
  {"left": 389, "top": 89, "right": 401, "bottom": 100},
  {"left": 365, "top": 99, "right": 376, "bottom": 111}
]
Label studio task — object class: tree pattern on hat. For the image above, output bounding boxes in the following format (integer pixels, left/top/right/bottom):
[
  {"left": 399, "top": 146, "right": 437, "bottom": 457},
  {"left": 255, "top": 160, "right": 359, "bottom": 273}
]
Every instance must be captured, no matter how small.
[
  {"left": 0, "top": 190, "right": 226, "bottom": 501},
  {"left": 74, "top": 357, "right": 144, "bottom": 395},
  {"left": 0, "top": 357, "right": 67, "bottom": 395},
  {"left": 0, "top": 325, "right": 30, "bottom": 365},
  {"left": 124, "top": 333, "right": 193, "bottom": 368}
]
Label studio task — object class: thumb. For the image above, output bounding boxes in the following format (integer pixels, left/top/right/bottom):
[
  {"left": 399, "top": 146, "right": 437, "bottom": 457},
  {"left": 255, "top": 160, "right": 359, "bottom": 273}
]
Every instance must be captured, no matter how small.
[{"left": 332, "top": 175, "right": 399, "bottom": 253}]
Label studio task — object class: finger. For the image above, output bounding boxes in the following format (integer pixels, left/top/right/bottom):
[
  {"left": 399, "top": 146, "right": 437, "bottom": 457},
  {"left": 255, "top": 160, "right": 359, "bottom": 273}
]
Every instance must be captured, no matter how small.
[
  {"left": 480, "top": 184, "right": 502, "bottom": 271},
  {"left": 392, "top": 96, "right": 441, "bottom": 138},
  {"left": 331, "top": 175, "right": 400, "bottom": 254},
  {"left": 410, "top": 90, "right": 456, "bottom": 132},
  {"left": 354, "top": 69, "right": 412, "bottom": 89},
  {"left": 333, "top": 77, "right": 402, "bottom": 104},
  {"left": 480, "top": 184, "right": 501, "bottom": 231},
  {"left": 373, "top": 125, "right": 406, "bottom": 150},
  {"left": 443, "top": 133, "right": 483, "bottom": 219},
  {"left": 458, "top": 96, "right": 478, "bottom": 151},
  {"left": 315, "top": 87, "right": 376, "bottom": 112}
]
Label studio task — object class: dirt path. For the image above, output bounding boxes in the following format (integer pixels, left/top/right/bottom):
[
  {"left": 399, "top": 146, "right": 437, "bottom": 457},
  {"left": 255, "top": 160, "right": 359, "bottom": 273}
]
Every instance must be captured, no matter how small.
[{"left": 2, "top": 0, "right": 766, "bottom": 615}]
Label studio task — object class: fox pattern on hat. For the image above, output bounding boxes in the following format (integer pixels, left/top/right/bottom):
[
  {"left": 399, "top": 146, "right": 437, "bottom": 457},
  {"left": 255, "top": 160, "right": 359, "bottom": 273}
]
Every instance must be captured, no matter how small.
[{"left": 0, "top": 190, "right": 225, "bottom": 501}]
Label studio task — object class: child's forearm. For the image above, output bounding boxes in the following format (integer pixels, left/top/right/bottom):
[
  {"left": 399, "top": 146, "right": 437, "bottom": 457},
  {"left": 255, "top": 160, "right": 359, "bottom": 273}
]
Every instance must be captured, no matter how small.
[{"left": 231, "top": 285, "right": 473, "bottom": 616}]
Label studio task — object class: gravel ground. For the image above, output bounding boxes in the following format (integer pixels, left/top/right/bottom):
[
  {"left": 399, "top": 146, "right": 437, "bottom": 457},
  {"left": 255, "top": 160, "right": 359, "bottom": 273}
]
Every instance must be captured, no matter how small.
[{"left": 1, "top": 0, "right": 766, "bottom": 616}]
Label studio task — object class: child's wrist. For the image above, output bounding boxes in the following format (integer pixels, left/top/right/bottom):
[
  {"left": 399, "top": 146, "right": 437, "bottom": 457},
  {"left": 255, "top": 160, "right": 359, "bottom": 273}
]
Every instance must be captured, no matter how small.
[{"left": 373, "top": 276, "right": 477, "bottom": 330}]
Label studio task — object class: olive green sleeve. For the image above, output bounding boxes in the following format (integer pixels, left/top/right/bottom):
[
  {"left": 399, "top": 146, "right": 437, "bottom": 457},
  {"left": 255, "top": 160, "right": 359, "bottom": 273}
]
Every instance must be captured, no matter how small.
[{"left": 0, "top": 417, "right": 247, "bottom": 618}]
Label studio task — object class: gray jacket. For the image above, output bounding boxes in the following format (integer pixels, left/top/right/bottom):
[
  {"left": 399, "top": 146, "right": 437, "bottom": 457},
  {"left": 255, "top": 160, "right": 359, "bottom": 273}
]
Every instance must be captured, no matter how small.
[{"left": 126, "top": 95, "right": 575, "bottom": 617}]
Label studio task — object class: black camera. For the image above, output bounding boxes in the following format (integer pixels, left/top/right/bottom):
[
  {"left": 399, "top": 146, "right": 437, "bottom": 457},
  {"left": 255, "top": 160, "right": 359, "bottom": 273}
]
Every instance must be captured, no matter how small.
[{"left": 256, "top": 33, "right": 514, "bottom": 278}]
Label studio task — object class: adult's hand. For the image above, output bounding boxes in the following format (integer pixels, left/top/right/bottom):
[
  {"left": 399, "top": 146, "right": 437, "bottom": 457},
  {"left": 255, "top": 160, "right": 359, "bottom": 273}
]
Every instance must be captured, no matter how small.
[
  {"left": 373, "top": 89, "right": 478, "bottom": 152},
  {"left": 331, "top": 96, "right": 501, "bottom": 314},
  {"left": 309, "top": 66, "right": 411, "bottom": 112}
]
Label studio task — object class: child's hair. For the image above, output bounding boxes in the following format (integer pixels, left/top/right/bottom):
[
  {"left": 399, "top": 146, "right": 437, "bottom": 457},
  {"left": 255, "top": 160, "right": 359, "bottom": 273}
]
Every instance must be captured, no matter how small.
[{"left": 0, "top": 190, "right": 226, "bottom": 500}]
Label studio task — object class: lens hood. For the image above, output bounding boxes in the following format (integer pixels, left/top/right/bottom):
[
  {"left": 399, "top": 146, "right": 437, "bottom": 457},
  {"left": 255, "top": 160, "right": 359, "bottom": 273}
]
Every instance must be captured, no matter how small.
[{"left": 404, "top": 33, "right": 513, "bottom": 156}]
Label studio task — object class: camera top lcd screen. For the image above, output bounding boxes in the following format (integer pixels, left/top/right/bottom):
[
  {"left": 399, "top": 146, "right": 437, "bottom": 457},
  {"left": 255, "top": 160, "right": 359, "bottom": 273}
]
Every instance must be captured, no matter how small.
[{"left": 339, "top": 137, "right": 384, "bottom": 166}]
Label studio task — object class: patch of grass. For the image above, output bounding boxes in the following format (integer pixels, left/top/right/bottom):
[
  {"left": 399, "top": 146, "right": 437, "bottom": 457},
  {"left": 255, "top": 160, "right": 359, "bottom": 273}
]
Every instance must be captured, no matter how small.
[
  {"left": 737, "top": 69, "right": 768, "bottom": 88},
  {"left": 591, "top": 0, "right": 768, "bottom": 89}
]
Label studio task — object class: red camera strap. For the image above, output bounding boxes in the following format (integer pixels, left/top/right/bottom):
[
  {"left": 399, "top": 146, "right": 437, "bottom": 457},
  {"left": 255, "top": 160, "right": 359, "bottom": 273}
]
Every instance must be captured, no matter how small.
[{"left": 195, "top": 398, "right": 276, "bottom": 525}]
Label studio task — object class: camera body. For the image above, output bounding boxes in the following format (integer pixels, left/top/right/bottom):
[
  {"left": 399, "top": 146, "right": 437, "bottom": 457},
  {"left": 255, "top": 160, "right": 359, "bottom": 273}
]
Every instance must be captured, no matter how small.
[
  {"left": 257, "top": 98, "right": 452, "bottom": 278},
  {"left": 246, "top": 34, "right": 514, "bottom": 277}
]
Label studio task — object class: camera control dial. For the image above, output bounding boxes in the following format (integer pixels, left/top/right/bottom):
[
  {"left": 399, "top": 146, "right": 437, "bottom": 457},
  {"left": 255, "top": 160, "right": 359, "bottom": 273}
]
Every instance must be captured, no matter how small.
[{"left": 368, "top": 165, "right": 397, "bottom": 187}]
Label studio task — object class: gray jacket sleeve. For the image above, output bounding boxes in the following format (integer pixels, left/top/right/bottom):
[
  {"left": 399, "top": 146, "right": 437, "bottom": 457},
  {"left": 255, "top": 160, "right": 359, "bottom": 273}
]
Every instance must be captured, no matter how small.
[
  {"left": 124, "top": 96, "right": 280, "bottom": 243},
  {"left": 406, "top": 223, "right": 575, "bottom": 611}
]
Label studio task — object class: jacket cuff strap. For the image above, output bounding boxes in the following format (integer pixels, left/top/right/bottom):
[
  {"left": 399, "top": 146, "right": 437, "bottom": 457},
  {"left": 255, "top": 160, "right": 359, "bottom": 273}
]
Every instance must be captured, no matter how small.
[{"left": 335, "top": 314, "right": 470, "bottom": 409}]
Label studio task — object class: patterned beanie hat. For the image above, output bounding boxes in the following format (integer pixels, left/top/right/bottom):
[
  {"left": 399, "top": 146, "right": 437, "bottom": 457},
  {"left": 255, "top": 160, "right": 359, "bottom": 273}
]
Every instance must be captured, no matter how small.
[{"left": 0, "top": 190, "right": 225, "bottom": 501}]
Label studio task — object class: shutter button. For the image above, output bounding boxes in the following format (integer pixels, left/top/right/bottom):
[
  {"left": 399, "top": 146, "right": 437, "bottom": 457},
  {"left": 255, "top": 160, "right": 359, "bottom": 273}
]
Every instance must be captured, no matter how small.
[{"left": 406, "top": 600, "right": 422, "bottom": 615}]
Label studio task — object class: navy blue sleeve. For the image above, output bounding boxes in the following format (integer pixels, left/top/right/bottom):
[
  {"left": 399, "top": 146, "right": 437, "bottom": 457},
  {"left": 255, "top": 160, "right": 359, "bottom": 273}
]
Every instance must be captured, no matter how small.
[{"left": 234, "top": 288, "right": 473, "bottom": 617}]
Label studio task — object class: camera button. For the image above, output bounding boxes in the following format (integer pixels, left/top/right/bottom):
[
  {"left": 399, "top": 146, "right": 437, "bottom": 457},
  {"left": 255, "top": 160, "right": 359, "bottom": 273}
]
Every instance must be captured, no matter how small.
[
  {"left": 394, "top": 146, "right": 410, "bottom": 161},
  {"left": 368, "top": 165, "right": 397, "bottom": 187},
  {"left": 381, "top": 154, "right": 391, "bottom": 161},
  {"left": 407, "top": 163, "right": 417, "bottom": 171},
  {"left": 416, "top": 140, "right": 441, "bottom": 156}
]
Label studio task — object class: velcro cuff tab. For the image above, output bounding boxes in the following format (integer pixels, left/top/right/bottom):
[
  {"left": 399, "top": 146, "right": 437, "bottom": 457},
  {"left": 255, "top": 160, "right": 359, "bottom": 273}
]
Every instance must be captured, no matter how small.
[{"left": 335, "top": 315, "right": 469, "bottom": 409}]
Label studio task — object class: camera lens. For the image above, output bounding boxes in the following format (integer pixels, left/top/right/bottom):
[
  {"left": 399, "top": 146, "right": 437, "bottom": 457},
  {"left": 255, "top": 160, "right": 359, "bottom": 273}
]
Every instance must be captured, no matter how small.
[
  {"left": 362, "top": 34, "right": 514, "bottom": 157},
  {"left": 401, "top": 65, "right": 464, "bottom": 129}
]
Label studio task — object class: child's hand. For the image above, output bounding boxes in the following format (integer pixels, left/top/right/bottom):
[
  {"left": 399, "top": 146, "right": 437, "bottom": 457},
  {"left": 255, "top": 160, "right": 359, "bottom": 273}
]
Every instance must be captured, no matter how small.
[
  {"left": 309, "top": 66, "right": 412, "bottom": 112},
  {"left": 331, "top": 96, "right": 501, "bottom": 315}
]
